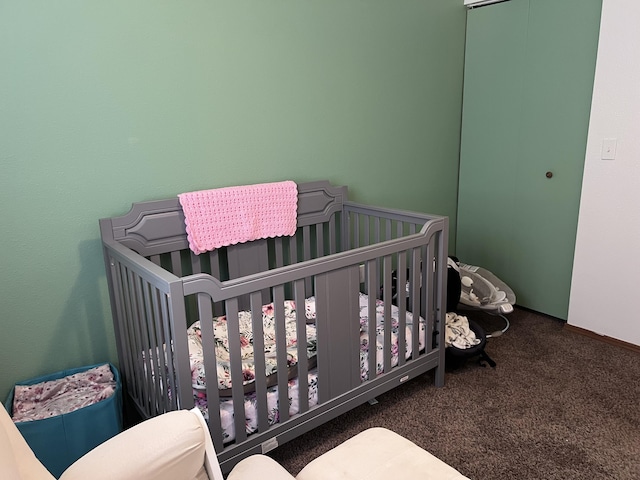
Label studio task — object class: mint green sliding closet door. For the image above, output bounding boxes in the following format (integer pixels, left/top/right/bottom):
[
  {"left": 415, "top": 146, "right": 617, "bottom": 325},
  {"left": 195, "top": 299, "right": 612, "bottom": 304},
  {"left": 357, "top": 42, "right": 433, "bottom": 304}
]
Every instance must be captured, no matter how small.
[{"left": 457, "top": 0, "right": 601, "bottom": 319}]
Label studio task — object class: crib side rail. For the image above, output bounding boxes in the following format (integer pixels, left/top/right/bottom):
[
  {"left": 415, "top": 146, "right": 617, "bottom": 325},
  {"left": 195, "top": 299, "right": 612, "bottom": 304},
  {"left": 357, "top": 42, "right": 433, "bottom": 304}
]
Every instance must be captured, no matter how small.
[
  {"left": 183, "top": 218, "right": 446, "bottom": 303},
  {"left": 342, "top": 202, "right": 448, "bottom": 321},
  {"left": 100, "top": 220, "right": 194, "bottom": 419},
  {"left": 344, "top": 200, "right": 444, "bottom": 227}
]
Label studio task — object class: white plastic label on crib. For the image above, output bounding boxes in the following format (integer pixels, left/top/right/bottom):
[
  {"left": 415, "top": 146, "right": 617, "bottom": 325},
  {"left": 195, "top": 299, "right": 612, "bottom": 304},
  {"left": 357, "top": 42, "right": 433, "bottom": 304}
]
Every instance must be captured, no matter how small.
[{"left": 261, "top": 437, "right": 279, "bottom": 453}]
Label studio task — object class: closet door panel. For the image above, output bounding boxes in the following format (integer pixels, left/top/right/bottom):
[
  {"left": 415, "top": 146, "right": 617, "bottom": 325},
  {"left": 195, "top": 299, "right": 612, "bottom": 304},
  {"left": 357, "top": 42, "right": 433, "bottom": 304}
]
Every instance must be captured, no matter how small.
[
  {"left": 457, "top": 0, "right": 529, "bottom": 277},
  {"left": 457, "top": 0, "right": 601, "bottom": 319},
  {"left": 511, "top": 0, "right": 601, "bottom": 317}
]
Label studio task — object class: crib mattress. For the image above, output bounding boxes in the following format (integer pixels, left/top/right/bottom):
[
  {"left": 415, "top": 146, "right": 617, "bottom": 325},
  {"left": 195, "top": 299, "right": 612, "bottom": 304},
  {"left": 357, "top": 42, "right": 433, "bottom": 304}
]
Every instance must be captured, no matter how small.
[{"left": 191, "top": 293, "right": 425, "bottom": 443}]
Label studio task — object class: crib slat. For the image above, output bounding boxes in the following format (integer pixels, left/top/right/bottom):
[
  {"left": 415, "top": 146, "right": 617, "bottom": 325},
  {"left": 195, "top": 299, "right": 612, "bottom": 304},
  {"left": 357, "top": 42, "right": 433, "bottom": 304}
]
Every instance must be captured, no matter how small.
[
  {"left": 424, "top": 242, "right": 435, "bottom": 351},
  {"left": 274, "top": 238, "right": 285, "bottom": 268},
  {"left": 273, "top": 285, "right": 290, "bottom": 423},
  {"left": 207, "top": 251, "right": 224, "bottom": 316},
  {"left": 208, "top": 250, "right": 221, "bottom": 278},
  {"left": 190, "top": 251, "right": 203, "bottom": 274},
  {"left": 374, "top": 217, "right": 381, "bottom": 292},
  {"left": 328, "top": 215, "right": 336, "bottom": 255},
  {"left": 127, "top": 271, "right": 149, "bottom": 413},
  {"left": 115, "top": 266, "right": 135, "bottom": 397},
  {"left": 124, "top": 268, "right": 146, "bottom": 411},
  {"left": 294, "top": 280, "right": 309, "bottom": 413},
  {"left": 302, "top": 226, "right": 312, "bottom": 292},
  {"left": 138, "top": 272, "right": 161, "bottom": 414},
  {"left": 315, "top": 223, "right": 324, "bottom": 258},
  {"left": 170, "top": 251, "right": 182, "bottom": 277},
  {"left": 366, "top": 261, "right": 377, "bottom": 381},
  {"left": 301, "top": 226, "right": 311, "bottom": 260},
  {"left": 225, "top": 298, "right": 247, "bottom": 443},
  {"left": 363, "top": 214, "right": 370, "bottom": 247},
  {"left": 396, "top": 252, "right": 407, "bottom": 368},
  {"left": 382, "top": 255, "right": 392, "bottom": 373},
  {"left": 410, "top": 250, "right": 421, "bottom": 360},
  {"left": 159, "top": 290, "right": 179, "bottom": 412},
  {"left": 150, "top": 285, "right": 170, "bottom": 412},
  {"left": 111, "top": 262, "right": 136, "bottom": 407},
  {"left": 197, "top": 293, "right": 224, "bottom": 451},
  {"left": 140, "top": 280, "right": 161, "bottom": 413},
  {"left": 289, "top": 234, "right": 298, "bottom": 265},
  {"left": 351, "top": 212, "right": 360, "bottom": 249},
  {"left": 134, "top": 274, "right": 156, "bottom": 414},
  {"left": 249, "top": 291, "right": 269, "bottom": 434}
]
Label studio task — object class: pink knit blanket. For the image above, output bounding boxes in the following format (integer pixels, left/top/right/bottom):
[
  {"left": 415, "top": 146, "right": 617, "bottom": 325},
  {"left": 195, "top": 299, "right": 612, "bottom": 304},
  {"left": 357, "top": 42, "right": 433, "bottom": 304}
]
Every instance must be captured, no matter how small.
[{"left": 178, "top": 181, "right": 298, "bottom": 255}]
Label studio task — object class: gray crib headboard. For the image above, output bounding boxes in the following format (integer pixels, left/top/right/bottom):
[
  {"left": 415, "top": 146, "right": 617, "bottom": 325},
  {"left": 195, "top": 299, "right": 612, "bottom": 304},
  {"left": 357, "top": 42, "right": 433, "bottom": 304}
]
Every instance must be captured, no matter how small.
[{"left": 102, "top": 180, "right": 348, "bottom": 257}]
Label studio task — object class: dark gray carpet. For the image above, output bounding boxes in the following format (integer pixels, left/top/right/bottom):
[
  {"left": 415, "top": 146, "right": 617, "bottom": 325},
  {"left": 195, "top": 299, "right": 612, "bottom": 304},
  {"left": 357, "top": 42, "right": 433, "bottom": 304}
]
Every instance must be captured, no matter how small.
[{"left": 269, "top": 308, "right": 640, "bottom": 479}]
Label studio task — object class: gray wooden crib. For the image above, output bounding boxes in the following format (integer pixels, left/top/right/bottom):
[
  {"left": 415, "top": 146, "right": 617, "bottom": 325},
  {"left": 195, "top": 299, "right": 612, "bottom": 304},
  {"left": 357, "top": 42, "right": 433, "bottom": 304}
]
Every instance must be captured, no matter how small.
[{"left": 99, "top": 180, "right": 448, "bottom": 473}]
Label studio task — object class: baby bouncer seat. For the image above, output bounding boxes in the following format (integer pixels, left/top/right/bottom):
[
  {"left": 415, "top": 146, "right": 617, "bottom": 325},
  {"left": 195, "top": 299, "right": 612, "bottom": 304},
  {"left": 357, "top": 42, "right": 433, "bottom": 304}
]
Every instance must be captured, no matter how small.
[
  {"left": 380, "top": 256, "right": 516, "bottom": 367},
  {"left": 450, "top": 258, "right": 516, "bottom": 338},
  {"left": 444, "top": 257, "right": 516, "bottom": 369}
]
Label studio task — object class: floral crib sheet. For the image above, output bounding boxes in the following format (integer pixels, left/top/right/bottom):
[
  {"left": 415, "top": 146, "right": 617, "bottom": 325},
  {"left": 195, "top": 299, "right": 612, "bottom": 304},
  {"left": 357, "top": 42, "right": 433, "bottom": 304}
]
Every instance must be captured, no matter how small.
[
  {"left": 187, "top": 299, "right": 318, "bottom": 394},
  {"left": 192, "top": 293, "right": 425, "bottom": 444}
]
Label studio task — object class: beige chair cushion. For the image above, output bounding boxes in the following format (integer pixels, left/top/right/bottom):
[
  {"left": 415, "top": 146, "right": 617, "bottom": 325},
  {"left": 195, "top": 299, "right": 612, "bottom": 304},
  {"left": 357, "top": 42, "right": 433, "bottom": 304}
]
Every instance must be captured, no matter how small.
[
  {"left": 296, "top": 428, "right": 470, "bottom": 480},
  {"left": 0, "top": 406, "right": 55, "bottom": 480},
  {"left": 60, "top": 410, "right": 208, "bottom": 480},
  {"left": 228, "top": 454, "right": 296, "bottom": 480},
  {"left": 2, "top": 405, "right": 218, "bottom": 480}
]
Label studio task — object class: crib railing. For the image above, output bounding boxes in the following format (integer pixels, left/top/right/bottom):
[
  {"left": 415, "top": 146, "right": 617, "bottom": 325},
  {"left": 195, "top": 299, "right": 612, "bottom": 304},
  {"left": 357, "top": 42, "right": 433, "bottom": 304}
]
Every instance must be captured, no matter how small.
[{"left": 100, "top": 234, "right": 194, "bottom": 420}]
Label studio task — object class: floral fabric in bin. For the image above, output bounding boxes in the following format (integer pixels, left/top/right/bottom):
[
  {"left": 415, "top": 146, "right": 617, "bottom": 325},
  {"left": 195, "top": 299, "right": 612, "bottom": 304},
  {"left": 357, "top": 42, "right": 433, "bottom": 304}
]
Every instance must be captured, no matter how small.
[{"left": 11, "top": 364, "right": 117, "bottom": 422}]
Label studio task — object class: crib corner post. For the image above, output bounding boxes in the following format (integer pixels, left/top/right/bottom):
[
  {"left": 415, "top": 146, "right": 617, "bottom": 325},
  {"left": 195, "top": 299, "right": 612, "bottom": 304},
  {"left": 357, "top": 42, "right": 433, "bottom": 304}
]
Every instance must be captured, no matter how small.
[
  {"left": 435, "top": 215, "right": 449, "bottom": 388},
  {"left": 168, "top": 280, "right": 196, "bottom": 411},
  {"left": 434, "top": 358, "right": 445, "bottom": 388}
]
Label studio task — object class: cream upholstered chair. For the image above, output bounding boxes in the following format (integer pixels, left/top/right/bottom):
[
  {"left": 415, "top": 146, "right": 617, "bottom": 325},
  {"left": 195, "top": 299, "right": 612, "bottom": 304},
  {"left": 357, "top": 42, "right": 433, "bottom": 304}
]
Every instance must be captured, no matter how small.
[
  {"left": 229, "top": 427, "right": 470, "bottom": 480},
  {"left": 1, "top": 406, "right": 221, "bottom": 480},
  {"left": 2, "top": 405, "right": 469, "bottom": 480}
]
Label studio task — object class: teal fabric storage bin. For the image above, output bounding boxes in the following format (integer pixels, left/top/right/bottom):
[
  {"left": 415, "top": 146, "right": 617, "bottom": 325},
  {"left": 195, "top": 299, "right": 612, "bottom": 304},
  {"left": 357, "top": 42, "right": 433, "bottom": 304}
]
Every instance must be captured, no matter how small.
[{"left": 4, "top": 363, "right": 123, "bottom": 478}]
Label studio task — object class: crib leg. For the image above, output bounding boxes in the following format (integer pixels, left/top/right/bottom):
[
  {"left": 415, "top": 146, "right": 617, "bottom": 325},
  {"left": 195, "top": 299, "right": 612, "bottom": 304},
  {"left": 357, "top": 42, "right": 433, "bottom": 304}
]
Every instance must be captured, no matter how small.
[{"left": 434, "top": 364, "right": 445, "bottom": 388}]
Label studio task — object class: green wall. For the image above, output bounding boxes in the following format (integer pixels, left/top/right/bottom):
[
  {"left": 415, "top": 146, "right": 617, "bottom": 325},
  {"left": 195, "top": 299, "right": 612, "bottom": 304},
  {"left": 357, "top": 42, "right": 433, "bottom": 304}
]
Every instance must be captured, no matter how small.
[{"left": 0, "top": 1, "right": 466, "bottom": 401}]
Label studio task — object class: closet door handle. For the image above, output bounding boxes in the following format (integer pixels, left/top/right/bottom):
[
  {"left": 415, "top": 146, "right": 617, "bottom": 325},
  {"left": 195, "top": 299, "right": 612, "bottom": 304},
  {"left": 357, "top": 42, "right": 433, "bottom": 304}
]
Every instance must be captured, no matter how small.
[{"left": 545, "top": 171, "right": 553, "bottom": 179}]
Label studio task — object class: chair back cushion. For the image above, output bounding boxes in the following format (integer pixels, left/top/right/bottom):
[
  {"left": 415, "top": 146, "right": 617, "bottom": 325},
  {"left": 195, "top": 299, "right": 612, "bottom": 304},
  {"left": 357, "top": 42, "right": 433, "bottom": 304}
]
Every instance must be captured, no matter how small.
[
  {"left": 0, "top": 406, "right": 55, "bottom": 480},
  {"left": 59, "top": 410, "right": 208, "bottom": 480}
]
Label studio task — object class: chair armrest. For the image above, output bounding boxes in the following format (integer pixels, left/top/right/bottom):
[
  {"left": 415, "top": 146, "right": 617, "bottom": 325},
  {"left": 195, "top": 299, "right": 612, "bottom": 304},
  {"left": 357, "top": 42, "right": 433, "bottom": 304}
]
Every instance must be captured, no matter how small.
[
  {"left": 227, "top": 455, "right": 296, "bottom": 480},
  {"left": 60, "top": 410, "right": 211, "bottom": 480}
]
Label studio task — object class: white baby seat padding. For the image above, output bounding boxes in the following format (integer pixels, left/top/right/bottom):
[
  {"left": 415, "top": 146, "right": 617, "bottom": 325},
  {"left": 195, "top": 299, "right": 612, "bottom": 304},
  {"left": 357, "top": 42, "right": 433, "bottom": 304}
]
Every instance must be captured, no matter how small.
[
  {"left": 457, "top": 263, "right": 515, "bottom": 314},
  {"left": 454, "top": 262, "right": 516, "bottom": 338}
]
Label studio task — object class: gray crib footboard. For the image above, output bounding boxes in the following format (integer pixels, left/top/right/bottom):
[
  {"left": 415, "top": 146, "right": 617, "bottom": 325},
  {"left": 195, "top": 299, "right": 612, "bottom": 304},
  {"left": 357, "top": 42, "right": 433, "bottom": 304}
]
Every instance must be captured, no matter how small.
[{"left": 100, "top": 180, "right": 448, "bottom": 474}]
